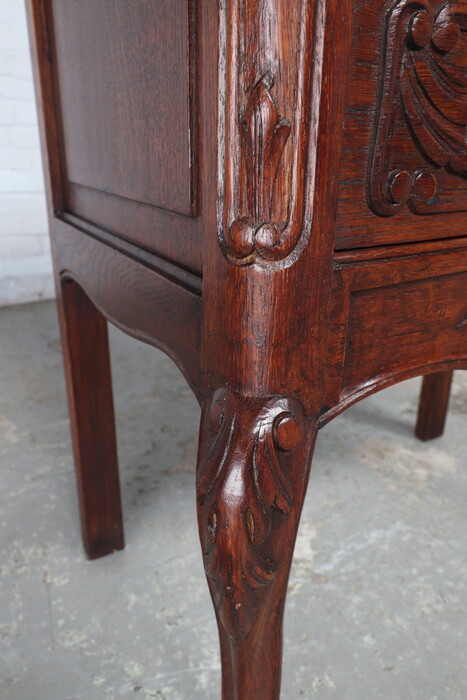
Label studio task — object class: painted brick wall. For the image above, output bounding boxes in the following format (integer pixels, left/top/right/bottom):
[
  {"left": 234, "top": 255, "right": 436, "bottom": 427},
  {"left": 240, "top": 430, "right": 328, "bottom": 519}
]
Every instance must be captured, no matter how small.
[{"left": 0, "top": 0, "right": 54, "bottom": 307}]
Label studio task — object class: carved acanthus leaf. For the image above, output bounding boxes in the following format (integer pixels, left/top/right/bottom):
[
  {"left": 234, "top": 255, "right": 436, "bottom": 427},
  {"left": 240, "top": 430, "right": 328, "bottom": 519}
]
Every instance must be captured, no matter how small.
[{"left": 196, "top": 389, "right": 306, "bottom": 642}]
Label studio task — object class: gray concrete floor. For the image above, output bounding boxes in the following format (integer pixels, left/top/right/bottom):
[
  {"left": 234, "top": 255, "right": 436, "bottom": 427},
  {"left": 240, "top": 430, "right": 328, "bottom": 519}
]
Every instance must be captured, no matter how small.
[{"left": 0, "top": 300, "right": 466, "bottom": 700}]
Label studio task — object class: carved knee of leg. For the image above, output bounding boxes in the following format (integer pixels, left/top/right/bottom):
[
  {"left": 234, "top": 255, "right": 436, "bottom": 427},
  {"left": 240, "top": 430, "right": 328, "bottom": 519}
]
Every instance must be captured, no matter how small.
[{"left": 196, "top": 388, "right": 314, "bottom": 643}]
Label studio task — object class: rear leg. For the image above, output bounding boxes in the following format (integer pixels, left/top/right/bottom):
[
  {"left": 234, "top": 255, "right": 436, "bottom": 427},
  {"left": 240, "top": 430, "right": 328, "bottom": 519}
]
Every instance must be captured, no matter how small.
[
  {"left": 58, "top": 277, "right": 124, "bottom": 558},
  {"left": 415, "top": 371, "right": 454, "bottom": 442}
]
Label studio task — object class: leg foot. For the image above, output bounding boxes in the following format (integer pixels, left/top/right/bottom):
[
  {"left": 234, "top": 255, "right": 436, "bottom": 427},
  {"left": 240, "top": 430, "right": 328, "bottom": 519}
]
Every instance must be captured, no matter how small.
[
  {"left": 415, "top": 371, "right": 453, "bottom": 442},
  {"left": 196, "top": 389, "right": 317, "bottom": 700},
  {"left": 58, "top": 279, "right": 124, "bottom": 558}
]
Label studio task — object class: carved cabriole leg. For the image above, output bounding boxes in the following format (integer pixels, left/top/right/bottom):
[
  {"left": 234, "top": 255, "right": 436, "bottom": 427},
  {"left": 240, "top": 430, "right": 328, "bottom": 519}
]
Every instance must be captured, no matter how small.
[
  {"left": 196, "top": 388, "right": 317, "bottom": 700},
  {"left": 196, "top": 0, "right": 349, "bottom": 696},
  {"left": 415, "top": 371, "right": 454, "bottom": 442},
  {"left": 58, "top": 278, "right": 124, "bottom": 559}
]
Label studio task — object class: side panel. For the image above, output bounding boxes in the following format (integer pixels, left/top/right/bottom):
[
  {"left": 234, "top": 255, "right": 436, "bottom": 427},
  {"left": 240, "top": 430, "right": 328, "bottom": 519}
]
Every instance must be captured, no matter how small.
[{"left": 46, "top": 0, "right": 202, "bottom": 272}]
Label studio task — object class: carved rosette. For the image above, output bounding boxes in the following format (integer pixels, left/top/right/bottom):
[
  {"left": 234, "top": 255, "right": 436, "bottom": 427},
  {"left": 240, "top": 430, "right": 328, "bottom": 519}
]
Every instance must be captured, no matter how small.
[
  {"left": 196, "top": 389, "right": 307, "bottom": 642},
  {"left": 369, "top": 0, "right": 467, "bottom": 217},
  {"left": 220, "top": 0, "right": 319, "bottom": 267}
]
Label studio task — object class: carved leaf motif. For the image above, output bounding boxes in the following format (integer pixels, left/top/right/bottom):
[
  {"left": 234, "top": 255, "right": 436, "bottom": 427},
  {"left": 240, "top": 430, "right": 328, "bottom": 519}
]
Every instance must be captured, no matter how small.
[
  {"left": 220, "top": 0, "right": 317, "bottom": 266},
  {"left": 241, "top": 74, "right": 292, "bottom": 228},
  {"left": 402, "top": 33, "right": 467, "bottom": 171},
  {"left": 226, "top": 74, "right": 291, "bottom": 262},
  {"left": 369, "top": 0, "right": 467, "bottom": 217},
  {"left": 196, "top": 390, "right": 304, "bottom": 642}
]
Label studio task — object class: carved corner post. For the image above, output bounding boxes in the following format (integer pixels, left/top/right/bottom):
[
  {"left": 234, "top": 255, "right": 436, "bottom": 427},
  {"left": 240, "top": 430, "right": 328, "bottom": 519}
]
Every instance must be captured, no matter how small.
[{"left": 199, "top": 1, "right": 351, "bottom": 697}]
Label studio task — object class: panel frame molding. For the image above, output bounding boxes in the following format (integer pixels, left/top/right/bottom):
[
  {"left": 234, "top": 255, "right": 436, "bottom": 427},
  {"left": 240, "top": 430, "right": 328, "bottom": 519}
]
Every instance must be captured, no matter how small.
[{"left": 48, "top": 0, "right": 201, "bottom": 220}]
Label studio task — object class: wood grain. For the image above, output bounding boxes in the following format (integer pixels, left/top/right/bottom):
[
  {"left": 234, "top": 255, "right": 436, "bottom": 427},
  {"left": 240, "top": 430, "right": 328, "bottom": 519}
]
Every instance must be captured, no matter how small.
[
  {"left": 57, "top": 278, "right": 124, "bottom": 559},
  {"left": 37, "top": 0, "right": 204, "bottom": 273},
  {"left": 369, "top": 0, "right": 467, "bottom": 217},
  {"left": 55, "top": 218, "right": 203, "bottom": 401},
  {"left": 220, "top": 0, "right": 319, "bottom": 266},
  {"left": 322, "top": 240, "right": 467, "bottom": 423},
  {"left": 197, "top": 388, "right": 317, "bottom": 700},
  {"left": 27, "top": 0, "right": 467, "bottom": 697},
  {"left": 335, "top": 0, "right": 467, "bottom": 249}
]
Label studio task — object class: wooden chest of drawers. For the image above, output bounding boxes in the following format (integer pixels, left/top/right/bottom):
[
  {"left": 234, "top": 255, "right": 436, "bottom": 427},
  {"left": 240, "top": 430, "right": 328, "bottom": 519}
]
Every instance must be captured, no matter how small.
[{"left": 27, "top": 1, "right": 466, "bottom": 698}]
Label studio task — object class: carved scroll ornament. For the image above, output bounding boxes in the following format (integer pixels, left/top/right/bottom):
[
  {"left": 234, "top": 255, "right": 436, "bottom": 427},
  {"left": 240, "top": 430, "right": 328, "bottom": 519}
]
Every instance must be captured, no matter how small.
[
  {"left": 369, "top": 0, "right": 467, "bottom": 217},
  {"left": 220, "top": 0, "right": 320, "bottom": 266},
  {"left": 196, "top": 389, "right": 307, "bottom": 642}
]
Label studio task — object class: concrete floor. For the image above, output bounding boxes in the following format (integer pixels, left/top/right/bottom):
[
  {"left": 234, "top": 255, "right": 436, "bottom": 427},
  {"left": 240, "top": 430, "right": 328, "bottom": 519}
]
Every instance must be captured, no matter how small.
[{"left": 0, "top": 300, "right": 466, "bottom": 700}]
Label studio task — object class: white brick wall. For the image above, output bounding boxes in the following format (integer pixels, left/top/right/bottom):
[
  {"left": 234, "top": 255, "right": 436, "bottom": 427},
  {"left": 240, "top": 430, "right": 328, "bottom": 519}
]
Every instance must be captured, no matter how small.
[{"left": 0, "top": 0, "right": 54, "bottom": 307}]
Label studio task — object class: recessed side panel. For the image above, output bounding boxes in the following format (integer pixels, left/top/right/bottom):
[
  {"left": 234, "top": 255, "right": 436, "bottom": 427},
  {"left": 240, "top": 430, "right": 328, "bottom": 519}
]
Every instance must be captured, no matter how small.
[{"left": 48, "top": 0, "right": 202, "bottom": 271}]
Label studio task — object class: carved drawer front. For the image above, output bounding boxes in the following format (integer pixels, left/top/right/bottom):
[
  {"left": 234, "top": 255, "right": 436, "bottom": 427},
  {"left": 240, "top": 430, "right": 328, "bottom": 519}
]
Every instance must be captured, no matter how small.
[
  {"left": 326, "top": 242, "right": 467, "bottom": 410},
  {"left": 46, "top": 0, "right": 202, "bottom": 272},
  {"left": 335, "top": 0, "right": 467, "bottom": 250}
]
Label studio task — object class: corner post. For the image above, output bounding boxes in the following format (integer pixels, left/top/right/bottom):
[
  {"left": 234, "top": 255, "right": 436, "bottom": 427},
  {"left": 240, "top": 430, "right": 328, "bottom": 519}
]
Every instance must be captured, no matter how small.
[{"left": 198, "top": 0, "right": 351, "bottom": 697}]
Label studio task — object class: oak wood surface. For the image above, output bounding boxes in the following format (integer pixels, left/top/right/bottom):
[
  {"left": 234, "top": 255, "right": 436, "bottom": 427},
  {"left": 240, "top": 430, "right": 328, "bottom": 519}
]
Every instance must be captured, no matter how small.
[
  {"left": 51, "top": 0, "right": 196, "bottom": 217},
  {"left": 26, "top": 0, "right": 467, "bottom": 697},
  {"left": 58, "top": 278, "right": 124, "bottom": 559},
  {"left": 35, "top": 0, "right": 203, "bottom": 273},
  {"left": 55, "top": 217, "right": 203, "bottom": 400},
  {"left": 325, "top": 241, "right": 467, "bottom": 413},
  {"left": 335, "top": 0, "right": 467, "bottom": 249}
]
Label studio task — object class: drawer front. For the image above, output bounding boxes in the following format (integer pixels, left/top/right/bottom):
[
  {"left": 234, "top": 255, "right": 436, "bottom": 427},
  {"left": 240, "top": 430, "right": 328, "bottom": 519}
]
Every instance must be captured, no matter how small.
[
  {"left": 324, "top": 242, "right": 467, "bottom": 413},
  {"left": 335, "top": 0, "right": 467, "bottom": 250},
  {"left": 343, "top": 272, "right": 467, "bottom": 393},
  {"left": 45, "top": 0, "right": 202, "bottom": 272}
]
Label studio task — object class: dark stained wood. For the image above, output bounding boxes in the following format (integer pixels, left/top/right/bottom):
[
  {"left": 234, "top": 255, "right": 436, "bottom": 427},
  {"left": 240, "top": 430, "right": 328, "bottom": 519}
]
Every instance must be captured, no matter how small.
[
  {"left": 41, "top": 0, "right": 203, "bottom": 273},
  {"left": 322, "top": 240, "right": 467, "bottom": 423},
  {"left": 54, "top": 217, "right": 203, "bottom": 400},
  {"left": 58, "top": 277, "right": 124, "bottom": 559},
  {"left": 197, "top": 389, "right": 317, "bottom": 699},
  {"left": 197, "top": 3, "right": 354, "bottom": 698},
  {"left": 342, "top": 269, "right": 466, "bottom": 396},
  {"left": 416, "top": 371, "right": 454, "bottom": 441},
  {"left": 335, "top": 0, "right": 467, "bottom": 250},
  {"left": 64, "top": 183, "right": 204, "bottom": 274},
  {"left": 51, "top": 0, "right": 195, "bottom": 217},
  {"left": 26, "top": 0, "right": 467, "bottom": 697},
  {"left": 368, "top": 1, "right": 467, "bottom": 218},
  {"left": 220, "top": 0, "right": 317, "bottom": 265}
]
